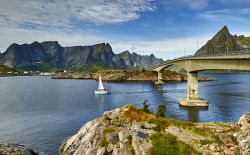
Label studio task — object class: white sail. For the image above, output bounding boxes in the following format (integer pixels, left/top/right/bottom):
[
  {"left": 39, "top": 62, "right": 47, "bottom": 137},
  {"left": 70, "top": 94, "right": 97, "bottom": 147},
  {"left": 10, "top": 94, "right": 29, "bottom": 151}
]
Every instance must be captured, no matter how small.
[{"left": 98, "top": 75, "right": 105, "bottom": 90}]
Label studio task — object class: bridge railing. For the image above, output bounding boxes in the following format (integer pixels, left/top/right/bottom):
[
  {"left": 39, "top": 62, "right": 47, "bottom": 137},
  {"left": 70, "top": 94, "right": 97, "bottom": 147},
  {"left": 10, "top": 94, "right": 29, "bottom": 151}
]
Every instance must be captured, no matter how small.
[
  {"left": 194, "top": 48, "right": 250, "bottom": 57},
  {"left": 154, "top": 48, "right": 250, "bottom": 70},
  {"left": 175, "top": 55, "right": 194, "bottom": 59}
]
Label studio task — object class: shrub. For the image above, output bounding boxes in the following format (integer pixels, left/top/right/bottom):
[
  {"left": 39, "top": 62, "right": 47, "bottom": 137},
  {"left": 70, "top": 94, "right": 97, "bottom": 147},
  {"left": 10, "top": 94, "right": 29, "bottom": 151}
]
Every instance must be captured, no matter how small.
[
  {"left": 142, "top": 100, "right": 151, "bottom": 113},
  {"left": 156, "top": 105, "right": 166, "bottom": 117}
]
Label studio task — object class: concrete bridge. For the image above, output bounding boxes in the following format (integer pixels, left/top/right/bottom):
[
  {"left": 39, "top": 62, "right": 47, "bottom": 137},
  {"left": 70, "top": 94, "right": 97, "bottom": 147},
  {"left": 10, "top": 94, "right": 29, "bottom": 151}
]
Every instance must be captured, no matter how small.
[{"left": 153, "top": 54, "right": 250, "bottom": 107}]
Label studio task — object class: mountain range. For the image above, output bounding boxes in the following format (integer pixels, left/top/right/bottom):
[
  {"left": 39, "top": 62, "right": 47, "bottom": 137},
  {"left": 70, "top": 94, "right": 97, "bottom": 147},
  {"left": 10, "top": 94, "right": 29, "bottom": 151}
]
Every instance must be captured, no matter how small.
[
  {"left": 2, "top": 26, "right": 249, "bottom": 72},
  {"left": 195, "top": 26, "right": 250, "bottom": 56},
  {"left": 0, "top": 42, "right": 163, "bottom": 71}
]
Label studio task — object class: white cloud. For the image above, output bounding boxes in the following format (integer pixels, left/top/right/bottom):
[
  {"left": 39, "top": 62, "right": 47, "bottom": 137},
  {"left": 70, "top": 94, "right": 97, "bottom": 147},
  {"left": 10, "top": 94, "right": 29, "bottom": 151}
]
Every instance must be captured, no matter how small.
[
  {"left": 198, "top": 8, "right": 250, "bottom": 22},
  {"left": 160, "top": 0, "right": 208, "bottom": 11},
  {"left": 0, "top": 25, "right": 211, "bottom": 60},
  {"left": 0, "top": 0, "right": 155, "bottom": 28},
  {"left": 0, "top": 27, "right": 107, "bottom": 51},
  {"left": 219, "top": 0, "right": 250, "bottom": 3},
  {"left": 2, "top": 25, "right": 250, "bottom": 60},
  {"left": 111, "top": 35, "right": 211, "bottom": 59},
  {"left": 188, "top": 0, "right": 208, "bottom": 10}
]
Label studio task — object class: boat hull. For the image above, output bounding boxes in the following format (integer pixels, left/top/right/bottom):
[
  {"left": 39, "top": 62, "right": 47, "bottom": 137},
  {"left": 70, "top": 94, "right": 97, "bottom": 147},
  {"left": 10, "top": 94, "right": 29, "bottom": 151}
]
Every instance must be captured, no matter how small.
[{"left": 94, "top": 90, "right": 110, "bottom": 95}]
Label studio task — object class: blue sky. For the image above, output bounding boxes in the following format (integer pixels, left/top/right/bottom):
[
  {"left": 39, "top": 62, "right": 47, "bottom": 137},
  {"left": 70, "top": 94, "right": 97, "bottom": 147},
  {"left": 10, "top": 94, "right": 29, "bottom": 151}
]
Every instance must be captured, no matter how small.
[{"left": 0, "top": 0, "right": 250, "bottom": 60}]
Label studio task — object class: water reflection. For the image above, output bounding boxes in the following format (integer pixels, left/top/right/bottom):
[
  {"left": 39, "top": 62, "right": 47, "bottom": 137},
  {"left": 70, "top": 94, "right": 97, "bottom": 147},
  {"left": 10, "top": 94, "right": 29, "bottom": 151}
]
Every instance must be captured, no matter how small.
[{"left": 179, "top": 105, "right": 208, "bottom": 122}]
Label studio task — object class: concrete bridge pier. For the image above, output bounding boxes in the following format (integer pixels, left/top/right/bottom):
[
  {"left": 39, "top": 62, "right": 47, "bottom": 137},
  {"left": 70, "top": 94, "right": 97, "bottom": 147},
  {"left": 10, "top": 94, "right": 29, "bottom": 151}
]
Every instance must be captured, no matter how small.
[
  {"left": 155, "top": 71, "right": 164, "bottom": 85},
  {"left": 179, "top": 72, "right": 208, "bottom": 107}
]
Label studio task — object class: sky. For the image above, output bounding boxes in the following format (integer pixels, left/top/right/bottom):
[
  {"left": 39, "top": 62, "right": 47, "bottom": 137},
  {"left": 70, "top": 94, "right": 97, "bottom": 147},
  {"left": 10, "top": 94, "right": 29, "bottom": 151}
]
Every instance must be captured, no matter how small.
[{"left": 0, "top": 0, "right": 250, "bottom": 60}]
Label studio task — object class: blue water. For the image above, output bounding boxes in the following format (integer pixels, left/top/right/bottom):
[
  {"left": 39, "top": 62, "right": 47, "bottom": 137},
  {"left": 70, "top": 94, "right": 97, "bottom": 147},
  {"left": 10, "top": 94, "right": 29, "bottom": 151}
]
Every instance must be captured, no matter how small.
[{"left": 0, "top": 74, "right": 250, "bottom": 154}]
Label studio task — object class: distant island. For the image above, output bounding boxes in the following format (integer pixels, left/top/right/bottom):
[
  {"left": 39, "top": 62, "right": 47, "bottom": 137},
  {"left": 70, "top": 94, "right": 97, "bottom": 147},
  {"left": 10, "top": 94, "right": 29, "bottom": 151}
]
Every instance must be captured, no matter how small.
[{"left": 52, "top": 70, "right": 213, "bottom": 82}]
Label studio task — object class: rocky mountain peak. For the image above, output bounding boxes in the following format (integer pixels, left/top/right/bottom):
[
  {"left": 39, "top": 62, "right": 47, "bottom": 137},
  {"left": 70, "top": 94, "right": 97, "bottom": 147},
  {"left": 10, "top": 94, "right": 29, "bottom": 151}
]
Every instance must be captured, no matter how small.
[
  {"left": 120, "top": 50, "right": 130, "bottom": 57},
  {"left": 41, "top": 41, "right": 61, "bottom": 47},
  {"left": 212, "top": 26, "right": 231, "bottom": 43},
  {"left": 220, "top": 25, "right": 229, "bottom": 34},
  {"left": 194, "top": 26, "right": 250, "bottom": 56}
]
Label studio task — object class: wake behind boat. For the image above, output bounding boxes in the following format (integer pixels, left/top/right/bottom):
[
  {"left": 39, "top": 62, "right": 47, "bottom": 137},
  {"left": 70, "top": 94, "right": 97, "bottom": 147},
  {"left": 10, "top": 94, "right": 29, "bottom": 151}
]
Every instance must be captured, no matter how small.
[{"left": 95, "top": 75, "right": 110, "bottom": 95}]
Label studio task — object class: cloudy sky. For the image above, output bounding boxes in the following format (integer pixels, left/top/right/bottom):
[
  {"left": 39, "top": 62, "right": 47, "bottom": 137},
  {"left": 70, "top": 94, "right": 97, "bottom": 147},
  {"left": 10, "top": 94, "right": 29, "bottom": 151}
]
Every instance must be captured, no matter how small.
[{"left": 0, "top": 0, "right": 250, "bottom": 59}]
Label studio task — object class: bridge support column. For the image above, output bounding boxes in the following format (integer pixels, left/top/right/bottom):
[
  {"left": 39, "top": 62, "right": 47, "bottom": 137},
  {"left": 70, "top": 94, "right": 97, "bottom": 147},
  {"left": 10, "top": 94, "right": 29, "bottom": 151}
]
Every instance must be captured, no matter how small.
[
  {"left": 179, "top": 72, "right": 208, "bottom": 107},
  {"left": 155, "top": 71, "right": 164, "bottom": 85}
]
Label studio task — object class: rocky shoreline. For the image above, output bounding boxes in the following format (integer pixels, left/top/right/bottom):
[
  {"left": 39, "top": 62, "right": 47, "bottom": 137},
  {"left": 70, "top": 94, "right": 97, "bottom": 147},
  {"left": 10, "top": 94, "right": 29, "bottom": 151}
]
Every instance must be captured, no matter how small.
[
  {"left": 59, "top": 105, "right": 250, "bottom": 155},
  {"left": 52, "top": 70, "right": 214, "bottom": 82},
  {"left": 0, "top": 143, "right": 37, "bottom": 155}
]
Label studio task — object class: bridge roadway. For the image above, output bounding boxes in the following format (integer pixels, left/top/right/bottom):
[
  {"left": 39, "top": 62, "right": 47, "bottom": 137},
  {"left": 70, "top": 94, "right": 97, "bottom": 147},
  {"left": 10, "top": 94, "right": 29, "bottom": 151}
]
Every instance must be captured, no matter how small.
[{"left": 153, "top": 54, "right": 250, "bottom": 107}]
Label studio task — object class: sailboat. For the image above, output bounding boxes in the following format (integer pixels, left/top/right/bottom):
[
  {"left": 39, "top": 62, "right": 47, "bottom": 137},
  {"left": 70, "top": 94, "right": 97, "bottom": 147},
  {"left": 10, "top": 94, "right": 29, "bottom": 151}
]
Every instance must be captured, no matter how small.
[{"left": 95, "top": 75, "right": 110, "bottom": 95}]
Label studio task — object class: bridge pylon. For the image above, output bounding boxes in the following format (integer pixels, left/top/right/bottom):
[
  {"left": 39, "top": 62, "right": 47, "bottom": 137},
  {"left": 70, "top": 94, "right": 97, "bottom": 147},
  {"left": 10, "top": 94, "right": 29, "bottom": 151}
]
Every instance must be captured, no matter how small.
[
  {"left": 179, "top": 72, "right": 208, "bottom": 107},
  {"left": 155, "top": 71, "right": 164, "bottom": 85}
]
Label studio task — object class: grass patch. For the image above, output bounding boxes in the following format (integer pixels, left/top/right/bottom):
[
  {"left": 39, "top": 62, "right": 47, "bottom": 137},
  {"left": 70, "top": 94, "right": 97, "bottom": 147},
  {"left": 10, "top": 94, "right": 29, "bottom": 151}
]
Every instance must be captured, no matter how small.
[
  {"left": 123, "top": 105, "right": 221, "bottom": 139},
  {"left": 6, "top": 152, "right": 20, "bottom": 155},
  {"left": 101, "top": 127, "right": 115, "bottom": 147},
  {"left": 151, "top": 117, "right": 224, "bottom": 145},
  {"left": 151, "top": 117, "right": 194, "bottom": 132},
  {"left": 0, "top": 65, "right": 15, "bottom": 73},
  {"left": 150, "top": 133, "right": 200, "bottom": 155}
]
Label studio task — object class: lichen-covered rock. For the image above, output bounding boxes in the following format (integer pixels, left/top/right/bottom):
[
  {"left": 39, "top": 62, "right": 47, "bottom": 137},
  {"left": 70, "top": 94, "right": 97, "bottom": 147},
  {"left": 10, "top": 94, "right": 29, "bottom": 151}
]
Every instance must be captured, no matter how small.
[
  {"left": 59, "top": 105, "right": 154, "bottom": 155},
  {"left": 59, "top": 119, "right": 104, "bottom": 155},
  {"left": 59, "top": 105, "right": 249, "bottom": 155},
  {"left": 0, "top": 143, "right": 37, "bottom": 155},
  {"left": 234, "top": 112, "right": 250, "bottom": 154}
]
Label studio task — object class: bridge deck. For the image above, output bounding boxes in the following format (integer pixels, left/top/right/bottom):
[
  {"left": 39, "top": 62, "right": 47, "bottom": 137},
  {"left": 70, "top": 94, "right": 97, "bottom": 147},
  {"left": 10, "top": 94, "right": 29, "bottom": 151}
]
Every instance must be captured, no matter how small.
[{"left": 155, "top": 54, "right": 250, "bottom": 70}]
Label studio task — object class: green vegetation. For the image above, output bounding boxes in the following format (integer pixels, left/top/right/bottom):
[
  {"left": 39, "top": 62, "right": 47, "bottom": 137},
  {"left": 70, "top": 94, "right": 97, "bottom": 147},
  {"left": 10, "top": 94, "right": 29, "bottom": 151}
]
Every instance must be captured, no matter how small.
[
  {"left": 6, "top": 152, "right": 20, "bottom": 155},
  {"left": 17, "top": 62, "right": 58, "bottom": 72},
  {"left": 142, "top": 100, "right": 151, "bottom": 113},
  {"left": 123, "top": 104, "right": 229, "bottom": 147},
  {"left": 66, "top": 64, "right": 113, "bottom": 72},
  {"left": 32, "top": 62, "right": 55, "bottom": 72},
  {"left": 156, "top": 105, "right": 166, "bottom": 117},
  {"left": 150, "top": 116, "right": 226, "bottom": 146},
  {"left": 101, "top": 127, "right": 116, "bottom": 147},
  {"left": 150, "top": 133, "right": 200, "bottom": 155},
  {"left": 0, "top": 65, "right": 15, "bottom": 73},
  {"left": 99, "top": 104, "right": 240, "bottom": 155},
  {"left": 17, "top": 62, "right": 114, "bottom": 72}
]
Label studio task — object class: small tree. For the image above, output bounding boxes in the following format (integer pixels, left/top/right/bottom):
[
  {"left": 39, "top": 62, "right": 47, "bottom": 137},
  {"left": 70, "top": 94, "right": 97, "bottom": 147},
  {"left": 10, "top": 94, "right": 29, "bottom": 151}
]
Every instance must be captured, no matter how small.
[
  {"left": 142, "top": 100, "right": 151, "bottom": 113},
  {"left": 156, "top": 105, "right": 166, "bottom": 117}
]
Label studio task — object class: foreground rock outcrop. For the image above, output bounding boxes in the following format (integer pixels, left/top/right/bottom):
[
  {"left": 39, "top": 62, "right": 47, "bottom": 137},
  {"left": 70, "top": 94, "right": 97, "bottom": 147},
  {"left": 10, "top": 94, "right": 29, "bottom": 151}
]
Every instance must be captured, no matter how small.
[
  {"left": 59, "top": 105, "right": 156, "bottom": 155},
  {"left": 0, "top": 143, "right": 37, "bottom": 155},
  {"left": 234, "top": 112, "right": 250, "bottom": 154},
  {"left": 59, "top": 105, "right": 250, "bottom": 155}
]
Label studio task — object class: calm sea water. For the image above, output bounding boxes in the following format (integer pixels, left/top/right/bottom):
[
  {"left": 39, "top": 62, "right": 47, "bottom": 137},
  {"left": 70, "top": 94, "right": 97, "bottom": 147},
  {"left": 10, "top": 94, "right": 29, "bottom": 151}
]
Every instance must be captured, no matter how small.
[{"left": 0, "top": 74, "right": 250, "bottom": 154}]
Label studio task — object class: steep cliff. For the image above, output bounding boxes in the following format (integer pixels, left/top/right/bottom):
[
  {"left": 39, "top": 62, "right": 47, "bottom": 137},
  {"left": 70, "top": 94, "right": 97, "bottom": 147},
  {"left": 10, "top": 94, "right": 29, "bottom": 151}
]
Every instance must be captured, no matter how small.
[{"left": 0, "top": 42, "right": 163, "bottom": 71}]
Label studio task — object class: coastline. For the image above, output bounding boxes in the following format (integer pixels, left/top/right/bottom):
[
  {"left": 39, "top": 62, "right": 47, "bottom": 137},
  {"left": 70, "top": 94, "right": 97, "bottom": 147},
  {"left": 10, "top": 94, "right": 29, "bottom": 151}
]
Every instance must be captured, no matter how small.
[
  {"left": 52, "top": 70, "right": 214, "bottom": 82},
  {"left": 59, "top": 105, "right": 250, "bottom": 155}
]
